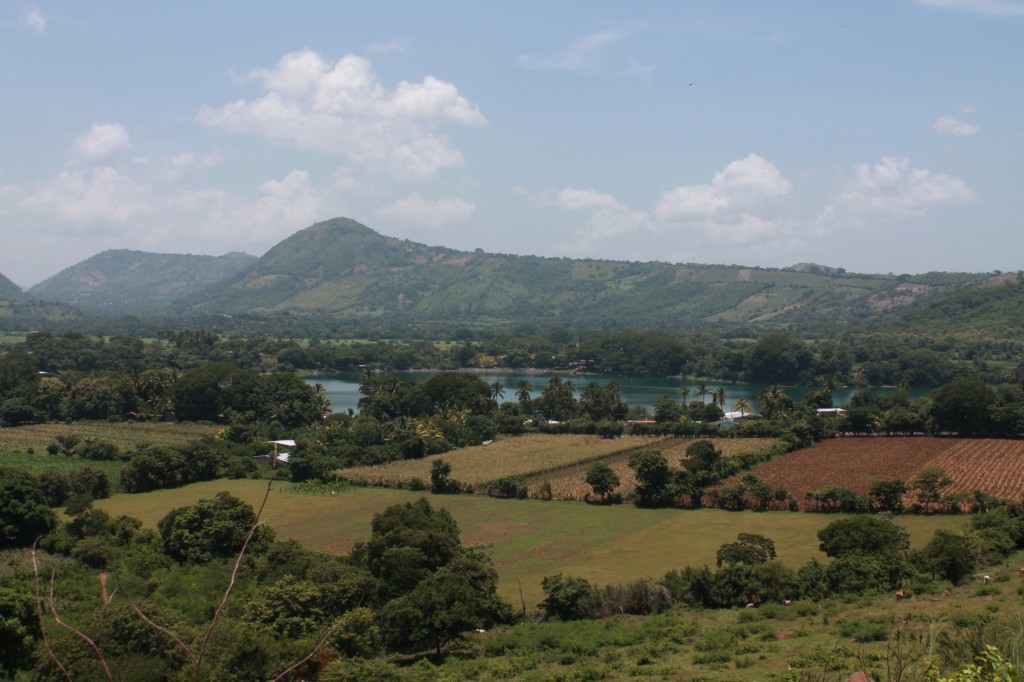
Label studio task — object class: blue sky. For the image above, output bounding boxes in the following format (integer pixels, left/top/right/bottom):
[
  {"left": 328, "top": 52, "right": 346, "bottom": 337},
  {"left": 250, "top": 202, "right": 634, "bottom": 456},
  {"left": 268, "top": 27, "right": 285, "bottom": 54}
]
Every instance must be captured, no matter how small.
[{"left": 2, "top": 1, "right": 1022, "bottom": 287}]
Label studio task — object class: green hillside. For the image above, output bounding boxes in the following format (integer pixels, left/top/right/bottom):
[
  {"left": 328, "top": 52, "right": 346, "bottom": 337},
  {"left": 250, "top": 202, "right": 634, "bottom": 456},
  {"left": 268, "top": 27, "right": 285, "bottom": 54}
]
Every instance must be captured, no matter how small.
[
  {"left": 28, "top": 249, "right": 257, "bottom": 313},
  {"left": 178, "top": 217, "right": 1000, "bottom": 329},
  {"left": 0, "top": 271, "right": 22, "bottom": 299}
]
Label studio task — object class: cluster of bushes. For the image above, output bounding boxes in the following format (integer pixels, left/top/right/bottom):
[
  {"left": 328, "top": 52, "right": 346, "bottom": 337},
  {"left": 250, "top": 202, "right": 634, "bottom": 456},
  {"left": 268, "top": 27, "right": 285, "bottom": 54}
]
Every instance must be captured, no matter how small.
[
  {"left": 2, "top": 493, "right": 512, "bottom": 680},
  {"left": 119, "top": 439, "right": 258, "bottom": 493},
  {"left": 538, "top": 504, "right": 1024, "bottom": 622}
]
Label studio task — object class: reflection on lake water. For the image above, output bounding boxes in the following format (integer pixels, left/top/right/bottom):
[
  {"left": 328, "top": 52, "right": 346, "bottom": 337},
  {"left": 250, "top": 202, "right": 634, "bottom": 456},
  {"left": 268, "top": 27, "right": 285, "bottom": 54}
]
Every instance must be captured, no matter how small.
[{"left": 308, "top": 371, "right": 926, "bottom": 415}]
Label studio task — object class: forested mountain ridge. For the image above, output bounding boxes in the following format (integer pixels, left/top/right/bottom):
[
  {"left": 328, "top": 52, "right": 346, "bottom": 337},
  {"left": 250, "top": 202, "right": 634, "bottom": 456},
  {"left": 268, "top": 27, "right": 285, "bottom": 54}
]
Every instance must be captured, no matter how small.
[
  {"left": 177, "top": 217, "right": 1008, "bottom": 329},
  {"left": 0, "top": 271, "right": 22, "bottom": 299},
  {"left": 28, "top": 249, "right": 257, "bottom": 313}
]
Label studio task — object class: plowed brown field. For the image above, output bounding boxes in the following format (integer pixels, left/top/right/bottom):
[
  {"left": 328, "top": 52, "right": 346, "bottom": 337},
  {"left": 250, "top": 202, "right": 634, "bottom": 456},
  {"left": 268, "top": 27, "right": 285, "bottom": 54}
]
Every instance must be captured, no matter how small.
[
  {"left": 720, "top": 437, "right": 1024, "bottom": 509},
  {"left": 923, "top": 439, "right": 1024, "bottom": 499},
  {"left": 717, "top": 437, "right": 967, "bottom": 504}
]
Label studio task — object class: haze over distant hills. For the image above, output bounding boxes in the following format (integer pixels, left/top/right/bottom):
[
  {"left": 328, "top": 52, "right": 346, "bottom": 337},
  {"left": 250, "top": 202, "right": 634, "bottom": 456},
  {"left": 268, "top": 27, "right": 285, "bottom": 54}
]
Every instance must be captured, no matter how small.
[
  {"left": 28, "top": 250, "right": 257, "bottom": 313},
  {"left": 0, "top": 271, "right": 22, "bottom": 300},
  {"left": 9, "top": 217, "right": 1020, "bottom": 331}
]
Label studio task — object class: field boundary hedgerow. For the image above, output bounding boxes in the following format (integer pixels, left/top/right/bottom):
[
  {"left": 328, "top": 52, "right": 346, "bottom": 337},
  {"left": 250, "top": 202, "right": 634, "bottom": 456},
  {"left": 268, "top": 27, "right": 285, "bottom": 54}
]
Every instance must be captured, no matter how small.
[
  {"left": 525, "top": 437, "right": 780, "bottom": 502},
  {"left": 338, "top": 434, "right": 668, "bottom": 491}
]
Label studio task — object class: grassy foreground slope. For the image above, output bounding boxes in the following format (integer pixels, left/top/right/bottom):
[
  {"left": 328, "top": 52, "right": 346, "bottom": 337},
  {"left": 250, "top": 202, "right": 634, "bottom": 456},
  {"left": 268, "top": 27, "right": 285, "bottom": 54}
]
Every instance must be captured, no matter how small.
[{"left": 95, "top": 479, "right": 969, "bottom": 605}]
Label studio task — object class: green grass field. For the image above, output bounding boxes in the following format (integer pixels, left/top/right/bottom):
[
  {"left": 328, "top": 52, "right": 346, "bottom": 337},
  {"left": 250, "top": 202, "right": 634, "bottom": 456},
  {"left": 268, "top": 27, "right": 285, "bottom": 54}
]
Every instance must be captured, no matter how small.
[
  {"left": 0, "top": 450, "right": 125, "bottom": 482},
  {"left": 95, "top": 479, "right": 970, "bottom": 606}
]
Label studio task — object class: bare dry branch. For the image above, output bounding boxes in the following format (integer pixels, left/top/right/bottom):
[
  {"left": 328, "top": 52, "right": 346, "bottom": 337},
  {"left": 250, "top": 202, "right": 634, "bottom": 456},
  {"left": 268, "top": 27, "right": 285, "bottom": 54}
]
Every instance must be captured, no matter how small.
[
  {"left": 193, "top": 476, "right": 274, "bottom": 681},
  {"left": 270, "top": 625, "right": 336, "bottom": 682},
  {"left": 49, "top": 571, "right": 113, "bottom": 681},
  {"left": 32, "top": 538, "right": 71, "bottom": 682}
]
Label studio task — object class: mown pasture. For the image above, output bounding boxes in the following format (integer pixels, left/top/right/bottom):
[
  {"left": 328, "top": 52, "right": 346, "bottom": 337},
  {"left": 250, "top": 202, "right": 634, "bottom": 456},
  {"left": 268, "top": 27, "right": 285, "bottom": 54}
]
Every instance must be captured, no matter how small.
[
  {"left": 95, "top": 479, "right": 970, "bottom": 606},
  {"left": 339, "top": 433, "right": 666, "bottom": 487}
]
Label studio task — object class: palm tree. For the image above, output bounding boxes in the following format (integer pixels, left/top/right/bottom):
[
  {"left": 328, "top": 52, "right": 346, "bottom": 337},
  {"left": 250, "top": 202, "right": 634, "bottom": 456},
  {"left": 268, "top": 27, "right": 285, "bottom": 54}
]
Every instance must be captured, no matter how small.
[
  {"left": 697, "top": 382, "right": 709, "bottom": 404},
  {"left": 732, "top": 397, "right": 752, "bottom": 417},
  {"left": 714, "top": 387, "right": 726, "bottom": 411},
  {"left": 490, "top": 380, "right": 505, "bottom": 402},
  {"left": 822, "top": 375, "right": 838, "bottom": 400},
  {"left": 516, "top": 380, "right": 533, "bottom": 408},
  {"left": 678, "top": 386, "right": 691, "bottom": 404}
]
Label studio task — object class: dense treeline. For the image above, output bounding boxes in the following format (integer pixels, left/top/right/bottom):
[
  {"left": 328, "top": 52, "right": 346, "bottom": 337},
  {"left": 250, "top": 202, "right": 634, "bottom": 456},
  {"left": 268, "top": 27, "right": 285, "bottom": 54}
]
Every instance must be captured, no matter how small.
[
  {"left": 0, "top": 491, "right": 509, "bottom": 680},
  {"left": 2, "top": 324, "right": 1019, "bottom": 391}
]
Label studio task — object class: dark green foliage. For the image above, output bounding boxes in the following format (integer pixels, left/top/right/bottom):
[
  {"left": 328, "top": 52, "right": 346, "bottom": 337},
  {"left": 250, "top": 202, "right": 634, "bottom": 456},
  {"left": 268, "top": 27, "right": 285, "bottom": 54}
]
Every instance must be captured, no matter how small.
[
  {"left": 158, "top": 491, "right": 274, "bottom": 564},
  {"left": 912, "top": 529, "right": 977, "bottom": 583},
  {"left": 585, "top": 462, "right": 620, "bottom": 502},
  {"left": 869, "top": 479, "right": 908, "bottom": 513},
  {"left": 817, "top": 514, "right": 910, "bottom": 558},
  {"left": 628, "top": 450, "right": 673, "bottom": 507},
  {"left": 746, "top": 334, "right": 813, "bottom": 384},
  {"left": 0, "top": 467, "right": 56, "bottom": 548},
  {"left": 929, "top": 378, "right": 996, "bottom": 435},
  {"left": 539, "top": 574, "right": 602, "bottom": 620},
  {"left": 0, "top": 587, "right": 35, "bottom": 676},
  {"left": 716, "top": 533, "right": 777, "bottom": 568},
  {"left": 380, "top": 549, "right": 511, "bottom": 655},
  {"left": 804, "top": 486, "right": 864, "bottom": 513},
  {"left": 168, "top": 362, "right": 246, "bottom": 421},
  {"left": 354, "top": 498, "right": 461, "bottom": 598},
  {"left": 430, "top": 458, "right": 456, "bottom": 494}
]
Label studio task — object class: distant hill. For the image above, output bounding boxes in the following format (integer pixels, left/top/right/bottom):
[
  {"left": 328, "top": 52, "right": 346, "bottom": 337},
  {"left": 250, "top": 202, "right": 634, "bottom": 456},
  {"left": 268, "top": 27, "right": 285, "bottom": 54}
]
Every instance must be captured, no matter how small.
[
  {"left": 175, "top": 217, "right": 1000, "bottom": 329},
  {"left": 28, "top": 250, "right": 257, "bottom": 313},
  {"left": 0, "top": 271, "right": 22, "bottom": 300}
]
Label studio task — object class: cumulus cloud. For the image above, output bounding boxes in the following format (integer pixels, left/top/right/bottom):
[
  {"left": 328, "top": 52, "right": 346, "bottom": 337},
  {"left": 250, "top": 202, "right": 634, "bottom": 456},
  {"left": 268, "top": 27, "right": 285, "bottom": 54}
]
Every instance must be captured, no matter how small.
[
  {"left": 815, "top": 156, "right": 977, "bottom": 232},
  {"left": 202, "top": 170, "right": 322, "bottom": 244},
  {"left": 915, "top": 0, "right": 1024, "bottom": 15},
  {"left": 24, "top": 7, "right": 46, "bottom": 33},
  {"left": 376, "top": 193, "right": 475, "bottom": 227},
  {"left": 21, "top": 166, "right": 153, "bottom": 226},
  {"left": 197, "top": 50, "right": 485, "bottom": 177},
  {"left": 554, "top": 188, "right": 624, "bottom": 212},
  {"left": 73, "top": 123, "right": 132, "bottom": 159},
  {"left": 519, "top": 30, "right": 655, "bottom": 78},
  {"left": 654, "top": 154, "right": 791, "bottom": 225},
  {"left": 933, "top": 114, "right": 979, "bottom": 136},
  {"left": 530, "top": 155, "right": 795, "bottom": 248}
]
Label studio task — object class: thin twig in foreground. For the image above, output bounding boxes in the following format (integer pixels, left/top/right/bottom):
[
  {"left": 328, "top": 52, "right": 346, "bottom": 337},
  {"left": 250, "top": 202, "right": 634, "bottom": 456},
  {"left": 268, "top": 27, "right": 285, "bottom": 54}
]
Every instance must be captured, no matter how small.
[
  {"left": 193, "top": 476, "right": 274, "bottom": 681},
  {"left": 49, "top": 572, "right": 113, "bottom": 681},
  {"left": 32, "top": 538, "right": 71, "bottom": 682}
]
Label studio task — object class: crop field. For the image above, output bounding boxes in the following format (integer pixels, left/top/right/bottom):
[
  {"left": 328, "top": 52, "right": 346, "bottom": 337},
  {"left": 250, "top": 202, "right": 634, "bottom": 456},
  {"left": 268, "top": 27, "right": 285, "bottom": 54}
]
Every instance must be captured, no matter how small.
[
  {"left": 95, "top": 479, "right": 970, "bottom": 606},
  {"left": 713, "top": 437, "right": 1023, "bottom": 507},
  {"left": 0, "top": 450, "right": 125, "bottom": 481},
  {"left": 339, "top": 434, "right": 664, "bottom": 487},
  {"left": 923, "top": 439, "right": 1024, "bottom": 499},
  {"left": 528, "top": 437, "right": 777, "bottom": 501},
  {"left": 0, "top": 421, "right": 221, "bottom": 454}
]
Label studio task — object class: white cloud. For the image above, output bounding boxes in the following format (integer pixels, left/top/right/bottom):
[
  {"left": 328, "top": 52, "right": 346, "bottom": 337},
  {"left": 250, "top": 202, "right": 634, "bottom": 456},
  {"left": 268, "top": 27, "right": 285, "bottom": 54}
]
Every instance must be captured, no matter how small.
[
  {"left": 654, "top": 154, "right": 791, "bottom": 222},
  {"left": 377, "top": 193, "right": 475, "bottom": 227},
  {"left": 933, "top": 114, "right": 979, "bottom": 136},
  {"left": 532, "top": 155, "right": 794, "bottom": 248},
  {"left": 554, "top": 188, "right": 624, "bottom": 212},
  {"left": 21, "top": 166, "right": 153, "bottom": 226},
  {"left": 73, "top": 123, "right": 132, "bottom": 159},
  {"left": 815, "top": 156, "right": 977, "bottom": 232},
  {"left": 519, "top": 30, "right": 655, "bottom": 79},
  {"left": 204, "top": 170, "right": 322, "bottom": 244},
  {"left": 915, "top": 0, "right": 1024, "bottom": 15},
  {"left": 197, "top": 50, "right": 485, "bottom": 177},
  {"left": 24, "top": 7, "right": 46, "bottom": 33}
]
